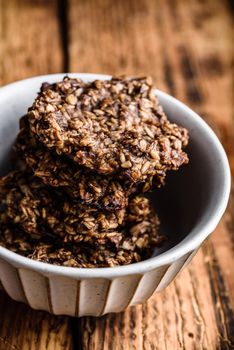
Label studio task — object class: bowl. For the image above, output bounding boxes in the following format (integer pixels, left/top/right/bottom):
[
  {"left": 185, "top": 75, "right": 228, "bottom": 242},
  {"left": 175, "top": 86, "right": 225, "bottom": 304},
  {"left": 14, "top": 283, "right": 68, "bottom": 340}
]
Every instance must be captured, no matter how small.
[{"left": 0, "top": 73, "right": 230, "bottom": 316}]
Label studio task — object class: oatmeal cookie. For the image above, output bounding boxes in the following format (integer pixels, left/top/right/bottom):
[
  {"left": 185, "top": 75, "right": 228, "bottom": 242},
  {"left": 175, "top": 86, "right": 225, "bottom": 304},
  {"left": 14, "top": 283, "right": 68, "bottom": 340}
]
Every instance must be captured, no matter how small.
[
  {"left": 0, "top": 217, "right": 163, "bottom": 268},
  {"left": 15, "top": 117, "right": 129, "bottom": 211},
  {"left": 27, "top": 76, "right": 189, "bottom": 183},
  {"left": 0, "top": 172, "right": 163, "bottom": 267},
  {"left": 0, "top": 171, "right": 161, "bottom": 249},
  {"left": 0, "top": 170, "right": 125, "bottom": 243}
]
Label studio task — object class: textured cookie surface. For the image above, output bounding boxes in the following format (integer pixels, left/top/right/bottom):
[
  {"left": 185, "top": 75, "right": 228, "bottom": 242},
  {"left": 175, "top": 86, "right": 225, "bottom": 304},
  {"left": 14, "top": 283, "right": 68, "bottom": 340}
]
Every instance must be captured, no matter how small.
[
  {"left": 15, "top": 117, "right": 130, "bottom": 211},
  {"left": 0, "top": 170, "right": 163, "bottom": 267},
  {"left": 28, "top": 77, "right": 189, "bottom": 183}
]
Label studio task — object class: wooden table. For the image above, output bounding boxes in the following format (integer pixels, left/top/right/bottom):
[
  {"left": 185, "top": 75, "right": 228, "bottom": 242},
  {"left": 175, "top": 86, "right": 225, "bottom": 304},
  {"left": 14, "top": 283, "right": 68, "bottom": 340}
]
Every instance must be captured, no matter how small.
[{"left": 0, "top": 1, "right": 233, "bottom": 349}]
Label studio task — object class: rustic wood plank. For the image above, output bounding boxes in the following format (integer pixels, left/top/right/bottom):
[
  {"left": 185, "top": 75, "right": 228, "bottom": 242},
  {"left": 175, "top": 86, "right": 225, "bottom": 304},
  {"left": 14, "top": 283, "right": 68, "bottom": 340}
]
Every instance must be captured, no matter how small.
[
  {"left": 0, "top": 0, "right": 63, "bottom": 85},
  {"left": 159, "top": 0, "right": 234, "bottom": 300},
  {"left": 78, "top": 249, "right": 220, "bottom": 350},
  {"left": 68, "top": 0, "right": 166, "bottom": 81},
  {"left": 0, "top": 1, "right": 73, "bottom": 350},
  {"left": 160, "top": 2, "right": 234, "bottom": 347},
  {"left": 0, "top": 292, "right": 73, "bottom": 350},
  {"left": 68, "top": 0, "right": 234, "bottom": 349}
]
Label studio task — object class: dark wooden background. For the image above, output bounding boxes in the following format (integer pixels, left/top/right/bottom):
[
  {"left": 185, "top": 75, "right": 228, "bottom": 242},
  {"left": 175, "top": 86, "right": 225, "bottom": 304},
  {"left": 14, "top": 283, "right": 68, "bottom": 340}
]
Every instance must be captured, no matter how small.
[{"left": 0, "top": 1, "right": 233, "bottom": 349}]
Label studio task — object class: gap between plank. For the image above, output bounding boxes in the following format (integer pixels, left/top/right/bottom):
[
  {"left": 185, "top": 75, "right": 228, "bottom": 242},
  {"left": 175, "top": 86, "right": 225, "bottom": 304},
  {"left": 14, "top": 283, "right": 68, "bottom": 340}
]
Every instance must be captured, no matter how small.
[{"left": 57, "top": 0, "right": 69, "bottom": 72}]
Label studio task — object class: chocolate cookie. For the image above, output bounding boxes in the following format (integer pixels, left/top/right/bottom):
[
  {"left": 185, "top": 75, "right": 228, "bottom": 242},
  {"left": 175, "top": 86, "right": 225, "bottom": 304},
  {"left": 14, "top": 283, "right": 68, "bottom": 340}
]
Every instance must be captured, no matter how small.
[{"left": 27, "top": 76, "right": 189, "bottom": 184}]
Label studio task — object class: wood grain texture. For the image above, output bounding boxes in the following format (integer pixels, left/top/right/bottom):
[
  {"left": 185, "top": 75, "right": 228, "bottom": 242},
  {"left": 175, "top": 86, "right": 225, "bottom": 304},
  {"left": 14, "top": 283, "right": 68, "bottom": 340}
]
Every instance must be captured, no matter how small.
[
  {"left": 0, "top": 1, "right": 73, "bottom": 350},
  {"left": 0, "top": 0, "right": 63, "bottom": 85},
  {"left": 77, "top": 249, "right": 225, "bottom": 350},
  {"left": 0, "top": 292, "right": 73, "bottom": 350},
  {"left": 68, "top": 0, "right": 234, "bottom": 349}
]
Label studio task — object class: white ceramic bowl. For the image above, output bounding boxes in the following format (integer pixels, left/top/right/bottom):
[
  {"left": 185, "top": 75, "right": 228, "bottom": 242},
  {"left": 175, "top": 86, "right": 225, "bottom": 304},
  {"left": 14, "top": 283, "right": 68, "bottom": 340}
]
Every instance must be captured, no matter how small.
[{"left": 0, "top": 74, "right": 231, "bottom": 316}]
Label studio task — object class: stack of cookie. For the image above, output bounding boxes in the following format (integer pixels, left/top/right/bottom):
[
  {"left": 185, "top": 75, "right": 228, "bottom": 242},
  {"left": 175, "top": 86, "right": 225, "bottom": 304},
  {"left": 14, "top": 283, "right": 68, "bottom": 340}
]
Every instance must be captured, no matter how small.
[{"left": 0, "top": 77, "right": 189, "bottom": 267}]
